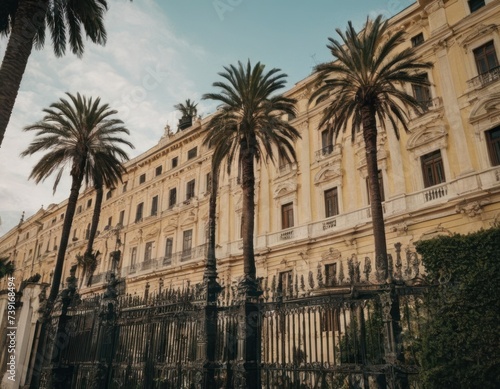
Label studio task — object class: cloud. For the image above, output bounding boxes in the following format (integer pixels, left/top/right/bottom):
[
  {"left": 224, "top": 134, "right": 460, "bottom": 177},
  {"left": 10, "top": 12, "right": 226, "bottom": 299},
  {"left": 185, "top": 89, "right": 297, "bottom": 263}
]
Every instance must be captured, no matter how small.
[{"left": 0, "top": 0, "right": 209, "bottom": 233}]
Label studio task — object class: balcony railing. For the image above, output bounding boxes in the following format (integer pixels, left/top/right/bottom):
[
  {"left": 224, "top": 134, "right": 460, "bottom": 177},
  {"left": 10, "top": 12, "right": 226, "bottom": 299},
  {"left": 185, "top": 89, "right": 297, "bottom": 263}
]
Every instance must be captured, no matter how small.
[
  {"left": 315, "top": 144, "right": 334, "bottom": 160},
  {"left": 277, "top": 162, "right": 297, "bottom": 176},
  {"left": 423, "top": 183, "right": 448, "bottom": 202},
  {"left": 410, "top": 97, "right": 442, "bottom": 119},
  {"left": 467, "top": 66, "right": 500, "bottom": 89}
]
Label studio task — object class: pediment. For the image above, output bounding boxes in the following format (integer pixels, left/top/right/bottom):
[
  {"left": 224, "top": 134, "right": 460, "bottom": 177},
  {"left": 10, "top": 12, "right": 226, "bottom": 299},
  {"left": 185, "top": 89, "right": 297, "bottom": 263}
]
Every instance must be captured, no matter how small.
[
  {"left": 144, "top": 227, "right": 159, "bottom": 240},
  {"left": 162, "top": 216, "right": 179, "bottom": 233},
  {"left": 457, "top": 24, "right": 498, "bottom": 51},
  {"left": 273, "top": 181, "right": 297, "bottom": 198},
  {"left": 180, "top": 210, "right": 196, "bottom": 227},
  {"left": 314, "top": 165, "right": 342, "bottom": 185},
  {"left": 407, "top": 126, "right": 447, "bottom": 151},
  {"left": 469, "top": 93, "right": 500, "bottom": 123}
]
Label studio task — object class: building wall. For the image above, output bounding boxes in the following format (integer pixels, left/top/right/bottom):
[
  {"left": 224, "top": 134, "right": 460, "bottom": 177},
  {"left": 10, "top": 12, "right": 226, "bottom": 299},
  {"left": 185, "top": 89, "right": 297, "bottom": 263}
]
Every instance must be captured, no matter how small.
[{"left": 1, "top": 0, "right": 500, "bottom": 300}]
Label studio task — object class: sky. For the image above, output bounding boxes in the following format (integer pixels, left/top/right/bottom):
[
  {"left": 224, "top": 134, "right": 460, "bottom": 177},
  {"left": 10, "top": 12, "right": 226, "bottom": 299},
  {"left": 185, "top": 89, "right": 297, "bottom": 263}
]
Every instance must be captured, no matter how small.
[{"left": 0, "top": 0, "right": 415, "bottom": 234}]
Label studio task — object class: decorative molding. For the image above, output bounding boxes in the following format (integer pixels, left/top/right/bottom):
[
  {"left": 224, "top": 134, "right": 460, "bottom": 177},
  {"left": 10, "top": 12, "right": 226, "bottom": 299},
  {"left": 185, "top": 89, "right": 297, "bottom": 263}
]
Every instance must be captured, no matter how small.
[
  {"left": 469, "top": 93, "right": 500, "bottom": 124},
  {"left": 273, "top": 180, "right": 298, "bottom": 199},
  {"left": 406, "top": 125, "right": 447, "bottom": 157},
  {"left": 457, "top": 24, "right": 498, "bottom": 53},
  {"left": 455, "top": 199, "right": 490, "bottom": 218}
]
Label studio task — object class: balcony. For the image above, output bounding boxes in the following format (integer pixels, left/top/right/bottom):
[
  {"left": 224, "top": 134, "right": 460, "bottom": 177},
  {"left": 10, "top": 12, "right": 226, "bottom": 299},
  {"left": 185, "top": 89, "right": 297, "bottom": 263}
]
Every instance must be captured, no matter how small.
[
  {"left": 409, "top": 97, "right": 442, "bottom": 119},
  {"left": 277, "top": 162, "right": 297, "bottom": 176},
  {"left": 467, "top": 66, "right": 500, "bottom": 89},
  {"left": 315, "top": 144, "right": 334, "bottom": 160}
]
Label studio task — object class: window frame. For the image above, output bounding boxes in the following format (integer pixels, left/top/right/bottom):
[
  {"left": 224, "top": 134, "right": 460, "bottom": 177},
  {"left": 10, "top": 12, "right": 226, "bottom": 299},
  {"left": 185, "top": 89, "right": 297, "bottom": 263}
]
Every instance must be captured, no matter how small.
[
  {"left": 186, "top": 179, "right": 196, "bottom": 200},
  {"left": 421, "top": 150, "right": 446, "bottom": 188},
  {"left": 281, "top": 202, "right": 294, "bottom": 230},
  {"left": 151, "top": 195, "right": 159, "bottom": 216},
  {"left": 182, "top": 229, "right": 193, "bottom": 258},
  {"left": 169, "top": 187, "right": 177, "bottom": 208},
  {"left": 473, "top": 40, "right": 499, "bottom": 75},
  {"left": 324, "top": 187, "right": 339, "bottom": 218},
  {"left": 187, "top": 147, "right": 198, "bottom": 160},
  {"left": 135, "top": 202, "right": 144, "bottom": 222},
  {"left": 486, "top": 126, "right": 500, "bottom": 166}
]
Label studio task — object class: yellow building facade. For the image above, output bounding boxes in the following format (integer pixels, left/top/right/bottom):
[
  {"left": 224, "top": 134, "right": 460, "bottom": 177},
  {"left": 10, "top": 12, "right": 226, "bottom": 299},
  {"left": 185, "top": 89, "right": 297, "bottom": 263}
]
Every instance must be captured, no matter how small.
[{"left": 1, "top": 0, "right": 500, "bottom": 301}]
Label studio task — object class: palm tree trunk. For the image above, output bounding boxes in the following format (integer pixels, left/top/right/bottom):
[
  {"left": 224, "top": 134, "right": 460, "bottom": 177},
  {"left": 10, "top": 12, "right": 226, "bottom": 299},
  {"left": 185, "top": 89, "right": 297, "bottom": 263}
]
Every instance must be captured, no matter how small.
[
  {"left": 85, "top": 186, "right": 103, "bottom": 257},
  {"left": 0, "top": 0, "right": 49, "bottom": 148},
  {"left": 240, "top": 147, "right": 256, "bottom": 287},
  {"left": 30, "top": 163, "right": 84, "bottom": 389},
  {"left": 83, "top": 185, "right": 103, "bottom": 286},
  {"left": 45, "top": 166, "right": 84, "bottom": 317},
  {"left": 361, "top": 106, "right": 388, "bottom": 283}
]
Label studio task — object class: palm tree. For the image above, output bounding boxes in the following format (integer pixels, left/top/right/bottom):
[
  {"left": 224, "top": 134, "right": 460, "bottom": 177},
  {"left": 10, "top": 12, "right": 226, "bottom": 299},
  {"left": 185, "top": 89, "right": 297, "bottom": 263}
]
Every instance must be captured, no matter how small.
[
  {"left": 20, "top": 92, "right": 132, "bottom": 316},
  {"left": 0, "top": 257, "right": 14, "bottom": 279},
  {"left": 0, "top": 0, "right": 110, "bottom": 149},
  {"left": 175, "top": 98, "right": 198, "bottom": 130},
  {"left": 310, "top": 15, "right": 432, "bottom": 282},
  {"left": 203, "top": 60, "right": 300, "bottom": 293}
]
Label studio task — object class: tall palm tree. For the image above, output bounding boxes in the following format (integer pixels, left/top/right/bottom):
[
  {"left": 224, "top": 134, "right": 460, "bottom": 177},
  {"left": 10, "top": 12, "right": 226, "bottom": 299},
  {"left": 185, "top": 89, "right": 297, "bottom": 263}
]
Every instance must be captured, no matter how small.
[
  {"left": 20, "top": 92, "right": 132, "bottom": 315},
  {"left": 0, "top": 257, "right": 14, "bottom": 279},
  {"left": 203, "top": 60, "right": 300, "bottom": 293},
  {"left": 310, "top": 15, "right": 432, "bottom": 282},
  {"left": 175, "top": 98, "right": 198, "bottom": 130},
  {"left": 0, "top": 0, "right": 110, "bottom": 149}
]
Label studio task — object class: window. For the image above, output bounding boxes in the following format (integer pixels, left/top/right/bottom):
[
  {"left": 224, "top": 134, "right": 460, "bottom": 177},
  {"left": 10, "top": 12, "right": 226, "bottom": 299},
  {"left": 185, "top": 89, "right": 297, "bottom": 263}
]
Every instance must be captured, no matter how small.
[
  {"left": 60, "top": 213, "right": 64, "bottom": 220},
  {"left": 155, "top": 165, "right": 163, "bottom": 176},
  {"left": 164, "top": 237, "right": 173, "bottom": 263},
  {"left": 324, "top": 188, "right": 339, "bottom": 217},
  {"left": 366, "top": 170, "right": 385, "bottom": 204},
  {"left": 123, "top": 181, "right": 128, "bottom": 193},
  {"left": 135, "top": 202, "right": 144, "bottom": 222},
  {"left": 130, "top": 247, "right": 137, "bottom": 270},
  {"left": 107, "top": 217, "right": 112, "bottom": 228},
  {"left": 182, "top": 230, "right": 193, "bottom": 259},
  {"left": 486, "top": 126, "right": 500, "bottom": 166},
  {"left": 87, "top": 199, "right": 92, "bottom": 208},
  {"left": 119, "top": 210, "right": 125, "bottom": 226},
  {"left": 85, "top": 223, "right": 91, "bottom": 239},
  {"left": 186, "top": 179, "right": 195, "bottom": 200},
  {"left": 412, "top": 74, "right": 431, "bottom": 108},
  {"left": 106, "top": 190, "right": 112, "bottom": 200},
  {"left": 281, "top": 203, "right": 294, "bottom": 229},
  {"left": 468, "top": 0, "right": 485, "bottom": 13},
  {"left": 139, "top": 174, "right": 146, "bottom": 184},
  {"left": 169, "top": 188, "right": 177, "bottom": 208},
  {"left": 474, "top": 41, "right": 498, "bottom": 75},
  {"left": 172, "top": 157, "right": 178, "bottom": 168},
  {"left": 77, "top": 205, "right": 82, "bottom": 214},
  {"left": 411, "top": 33, "right": 424, "bottom": 47},
  {"left": 144, "top": 241, "right": 153, "bottom": 262},
  {"left": 279, "top": 270, "right": 293, "bottom": 297},
  {"left": 325, "top": 263, "right": 337, "bottom": 287},
  {"left": 421, "top": 150, "right": 446, "bottom": 188},
  {"left": 151, "top": 195, "right": 158, "bottom": 216},
  {"left": 187, "top": 147, "right": 198, "bottom": 160},
  {"left": 206, "top": 172, "right": 212, "bottom": 193},
  {"left": 321, "top": 129, "right": 334, "bottom": 155}
]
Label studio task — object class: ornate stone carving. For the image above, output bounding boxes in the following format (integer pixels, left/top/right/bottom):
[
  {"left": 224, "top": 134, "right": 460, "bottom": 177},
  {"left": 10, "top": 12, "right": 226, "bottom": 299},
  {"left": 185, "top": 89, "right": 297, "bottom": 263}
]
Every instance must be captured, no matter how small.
[{"left": 455, "top": 200, "right": 489, "bottom": 218}]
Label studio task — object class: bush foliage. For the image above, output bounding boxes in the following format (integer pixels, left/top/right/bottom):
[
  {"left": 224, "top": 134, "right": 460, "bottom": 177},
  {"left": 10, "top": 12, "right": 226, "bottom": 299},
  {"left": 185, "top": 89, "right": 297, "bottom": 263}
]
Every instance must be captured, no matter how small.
[{"left": 416, "top": 227, "right": 500, "bottom": 389}]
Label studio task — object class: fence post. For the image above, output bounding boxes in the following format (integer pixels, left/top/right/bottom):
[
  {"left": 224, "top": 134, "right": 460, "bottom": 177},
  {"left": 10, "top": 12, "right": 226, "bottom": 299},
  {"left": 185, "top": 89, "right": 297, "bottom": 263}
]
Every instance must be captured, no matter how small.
[
  {"left": 195, "top": 168, "right": 222, "bottom": 388},
  {"left": 94, "top": 269, "right": 120, "bottom": 388},
  {"left": 380, "top": 286, "right": 409, "bottom": 389},
  {"left": 49, "top": 265, "right": 78, "bottom": 389},
  {"left": 234, "top": 280, "right": 262, "bottom": 389}
]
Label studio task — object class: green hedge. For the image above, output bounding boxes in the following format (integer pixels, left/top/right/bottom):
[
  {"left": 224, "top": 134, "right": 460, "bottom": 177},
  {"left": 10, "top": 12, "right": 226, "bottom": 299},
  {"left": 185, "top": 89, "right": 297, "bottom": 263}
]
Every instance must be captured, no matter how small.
[{"left": 416, "top": 227, "right": 500, "bottom": 389}]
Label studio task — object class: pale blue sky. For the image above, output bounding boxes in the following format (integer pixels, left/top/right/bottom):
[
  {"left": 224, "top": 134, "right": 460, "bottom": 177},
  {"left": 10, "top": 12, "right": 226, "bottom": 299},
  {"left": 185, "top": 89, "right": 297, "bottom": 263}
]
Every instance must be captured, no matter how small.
[{"left": 0, "top": 0, "right": 415, "bottom": 234}]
